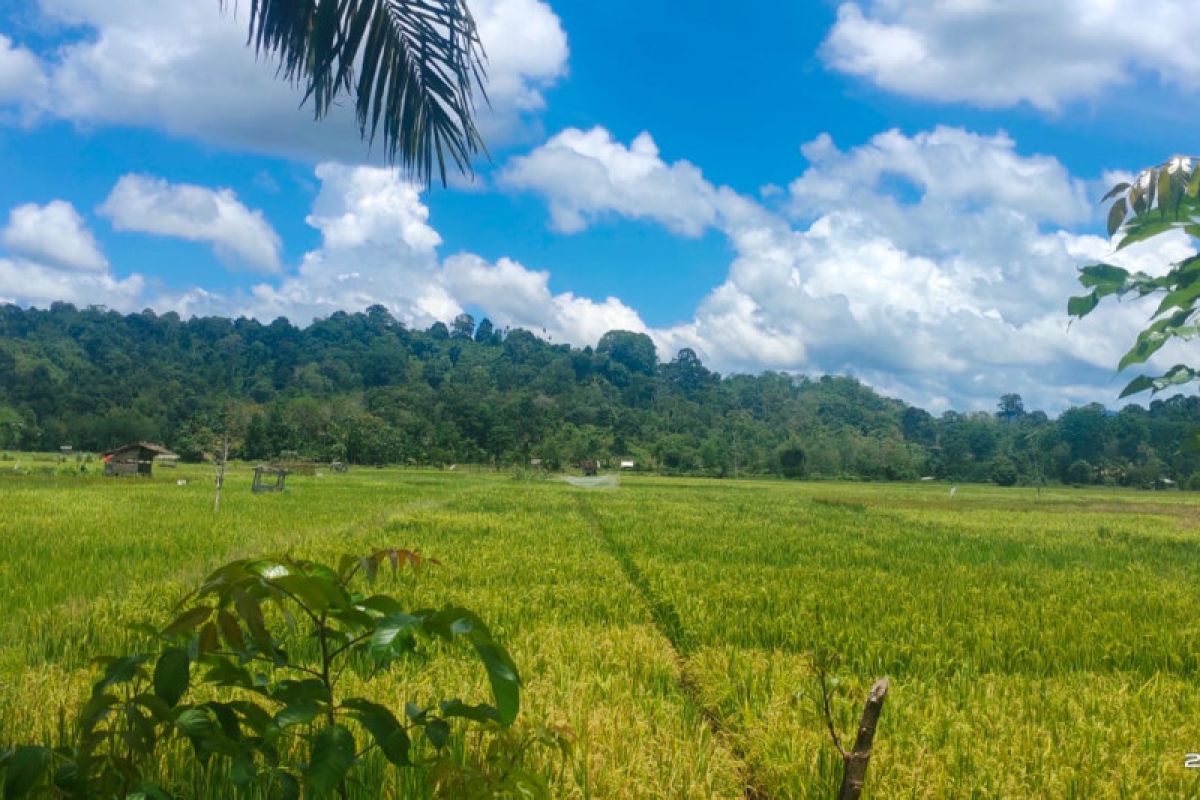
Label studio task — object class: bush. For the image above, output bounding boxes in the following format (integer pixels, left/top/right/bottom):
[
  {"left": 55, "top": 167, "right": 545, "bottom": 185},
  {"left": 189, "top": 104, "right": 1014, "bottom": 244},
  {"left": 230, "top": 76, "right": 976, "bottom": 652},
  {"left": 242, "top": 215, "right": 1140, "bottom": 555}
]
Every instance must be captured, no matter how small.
[
  {"left": 990, "top": 457, "right": 1018, "bottom": 487},
  {"left": 1066, "top": 460, "right": 1093, "bottom": 486},
  {"left": 777, "top": 444, "right": 807, "bottom": 479}
]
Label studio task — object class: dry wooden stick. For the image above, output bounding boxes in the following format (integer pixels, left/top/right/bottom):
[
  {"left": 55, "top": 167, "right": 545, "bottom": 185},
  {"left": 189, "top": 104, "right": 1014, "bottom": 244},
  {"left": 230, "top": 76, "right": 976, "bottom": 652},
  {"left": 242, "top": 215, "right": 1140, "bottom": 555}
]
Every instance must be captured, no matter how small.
[{"left": 837, "top": 677, "right": 889, "bottom": 800}]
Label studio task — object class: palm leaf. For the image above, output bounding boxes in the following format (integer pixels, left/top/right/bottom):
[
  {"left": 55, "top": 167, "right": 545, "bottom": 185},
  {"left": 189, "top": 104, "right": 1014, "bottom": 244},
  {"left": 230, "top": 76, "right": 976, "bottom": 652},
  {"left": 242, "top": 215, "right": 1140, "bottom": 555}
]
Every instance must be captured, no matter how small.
[{"left": 221, "top": 0, "right": 488, "bottom": 185}]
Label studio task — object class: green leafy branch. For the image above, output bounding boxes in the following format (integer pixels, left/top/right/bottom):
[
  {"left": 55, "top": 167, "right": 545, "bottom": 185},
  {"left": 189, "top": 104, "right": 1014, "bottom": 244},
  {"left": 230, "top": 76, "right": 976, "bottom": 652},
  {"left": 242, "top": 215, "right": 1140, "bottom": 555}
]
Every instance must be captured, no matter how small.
[
  {"left": 1068, "top": 156, "right": 1200, "bottom": 398},
  {"left": 1, "top": 548, "right": 523, "bottom": 799}
]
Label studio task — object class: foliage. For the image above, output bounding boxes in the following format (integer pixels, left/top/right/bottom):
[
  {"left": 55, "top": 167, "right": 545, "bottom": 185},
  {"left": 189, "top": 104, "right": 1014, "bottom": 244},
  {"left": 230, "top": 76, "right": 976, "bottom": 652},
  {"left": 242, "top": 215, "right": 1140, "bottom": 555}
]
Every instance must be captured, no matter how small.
[
  {"left": 776, "top": 442, "right": 807, "bottom": 479},
  {"left": 1069, "top": 156, "right": 1200, "bottom": 397},
  {"left": 222, "top": 0, "right": 486, "bottom": 185},
  {"left": 0, "top": 547, "right": 523, "bottom": 798},
  {"left": 3, "top": 304, "right": 1200, "bottom": 485},
  {"left": 989, "top": 456, "right": 1018, "bottom": 487},
  {"left": 1066, "top": 459, "right": 1094, "bottom": 486}
]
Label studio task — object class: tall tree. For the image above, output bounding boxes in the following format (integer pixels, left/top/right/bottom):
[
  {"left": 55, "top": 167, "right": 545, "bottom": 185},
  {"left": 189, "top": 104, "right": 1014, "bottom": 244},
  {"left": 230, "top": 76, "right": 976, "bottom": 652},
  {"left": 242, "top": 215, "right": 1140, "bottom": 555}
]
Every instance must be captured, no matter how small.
[{"left": 997, "top": 393, "right": 1025, "bottom": 423}]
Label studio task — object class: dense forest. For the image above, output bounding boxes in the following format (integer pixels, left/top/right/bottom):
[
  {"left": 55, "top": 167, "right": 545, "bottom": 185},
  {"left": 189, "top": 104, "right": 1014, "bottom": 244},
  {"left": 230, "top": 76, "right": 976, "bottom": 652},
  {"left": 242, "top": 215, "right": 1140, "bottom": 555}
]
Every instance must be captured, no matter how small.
[{"left": 2, "top": 302, "right": 1200, "bottom": 487}]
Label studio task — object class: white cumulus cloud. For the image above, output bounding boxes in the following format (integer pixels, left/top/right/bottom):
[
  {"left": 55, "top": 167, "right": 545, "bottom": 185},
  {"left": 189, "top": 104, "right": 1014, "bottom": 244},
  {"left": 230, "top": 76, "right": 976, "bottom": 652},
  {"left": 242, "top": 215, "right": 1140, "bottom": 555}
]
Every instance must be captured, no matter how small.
[
  {"left": 0, "top": 34, "right": 44, "bottom": 106},
  {"left": 0, "top": 258, "right": 144, "bottom": 311},
  {"left": 245, "top": 163, "right": 458, "bottom": 325},
  {"left": 2, "top": 200, "right": 107, "bottom": 272},
  {"left": 444, "top": 253, "right": 647, "bottom": 344},
  {"left": 98, "top": 175, "right": 282, "bottom": 273},
  {"left": 505, "top": 125, "right": 1177, "bottom": 411},
  {"left": 500, "top": 127, "right": 727, "bottom": 235},
  {"left": 822, "top": 1, "right": 1200, "bottom": 111}
]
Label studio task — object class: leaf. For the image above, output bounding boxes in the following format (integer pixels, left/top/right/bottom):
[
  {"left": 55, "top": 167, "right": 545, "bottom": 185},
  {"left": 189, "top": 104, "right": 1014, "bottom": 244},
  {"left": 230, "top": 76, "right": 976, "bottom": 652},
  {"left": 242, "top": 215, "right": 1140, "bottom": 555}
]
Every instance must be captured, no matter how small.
[
  {"left": 128, "top": 781, "right": 174, "bottom": 800},
  {"left": 1100, "top": 181, "right": 1131, "bottom": 202},
  {"left": 51, "top": 762, "right": 82, "bottom": 795},
  {"left": 124, "top": 704, "right": 157, "bottom": 754},
  {"left": 163, "top": 606, "right": 213, "bottom": 636},
  {"left": 153, "top": 648, "right": 190, "bottom": 708},
  {"left": 217, "top": 609, "right": 246, "bottom": 651},
  {"left": 273, "top": 574, "right": 349, "bottom": 612},
  {"left": 77, "top": 693, "right": 120, "bottom": 732},
  {"left": 439, "top": 698, "right": 500, "bottom": 724},
  {"left": 328, "top": 605, "right": 376, "bottom": 632},
  {"left": 357, "top": 595, "right": 405, "bottom": 616},
  {"left": 202, "top": 657, "right": 254, "bottom": 689},
  {"left": 272, "top": 679, "right": 331, "bottom": 706},
  {"left": 274, "top": 699, "right": 324, "bottom": 729},
  {"left": 469, "top": 637, "right": 521, "bottom": 726},
  {"left": 228, "top": 701, "right": 275, "bottom": 736},
  {"left": 233, "top": 590, "right": 273, "bottom": 652},
  {"left": 1077, "top": 263, "right": 1130, "bottom": 290},
  {"left": 1154, "top": 281, "right": 1200, "bottom": 316},
  {"left": 1158, "top": 167, "right": 1175, "bottom": 218},
  {"left": 1117, "top": 215, "right": 1176, "bottom": 250},
  {"left": 131, "top": 692, "right": 174, "bottom": 723},
  {"left": 1106, "top": 197, "right": 1127, "bottom": 237},
  {"left": 230, "top": 753, "right": 257, "bottom": 786},
  {"left": 424, "top": 607, "right": 520, "bottom": 726},
  {"left": 424, "top": 718, "right": 451, "bottom": 749},
  {"left": 207, "top": 702, "right": 242, "bottom": 740},
  {"left": 1119, "top": 375, "right": 1155, "bottom": 398},
  {"left": 276, "top": 771, "right": 300, "bottom": 800},
  {"left": 198, "top": 621, "right": 221, "bottom": 655},
  {"left": 175, "top": 707, "right": 216, "bottom": 739},
  {"left": 305, "top": 725, "right": 356, "bottom": 797},
  {"left": 92, "top": 654, "right": 149, "bottom": 696},
  {"left": 1067, "top": 293, "right": 1099, "bottom": 318},
  {"left": 2, "top": 746, "right": 50, "bottom": 800},
  {"left": 1119, "top": 332, "right": 1169, "bottom": 370},
  {"left": 1161, "top": 364, "right": 1198, "bottom": 387},
  {"left": 405, "top": 703, "right": 429, "bottom": 724},
  {"left": 370, "top": 612, "right": 422, "bottom": 660},
  {"left": 342, "top": 698, "right": 411, "bottom": 766}
]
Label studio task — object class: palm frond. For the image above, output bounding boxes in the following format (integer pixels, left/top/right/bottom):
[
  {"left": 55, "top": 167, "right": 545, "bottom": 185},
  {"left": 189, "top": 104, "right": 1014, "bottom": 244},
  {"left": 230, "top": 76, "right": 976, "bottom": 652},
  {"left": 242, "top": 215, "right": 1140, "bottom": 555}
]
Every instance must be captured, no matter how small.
[{"left": 222, "top": 0, "right": 488, "bottom": 185}]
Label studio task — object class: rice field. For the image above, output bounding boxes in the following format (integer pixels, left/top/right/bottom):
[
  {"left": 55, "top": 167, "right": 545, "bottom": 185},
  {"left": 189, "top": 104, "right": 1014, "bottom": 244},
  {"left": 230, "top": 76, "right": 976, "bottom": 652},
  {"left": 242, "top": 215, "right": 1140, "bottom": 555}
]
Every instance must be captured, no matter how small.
[{"left": 2, "top": 459, "right": 1200, "bottom": 797}]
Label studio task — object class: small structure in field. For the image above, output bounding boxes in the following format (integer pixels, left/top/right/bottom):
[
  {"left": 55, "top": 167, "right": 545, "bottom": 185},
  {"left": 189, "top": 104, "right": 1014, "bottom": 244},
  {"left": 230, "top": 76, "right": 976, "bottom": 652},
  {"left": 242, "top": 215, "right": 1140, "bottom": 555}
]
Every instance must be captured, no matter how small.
[
  {"left": 619, "top": 459, "right": 635, "bottom": 470},
  {"left": 529, "top": 457, "right": 543, "bottom": 468},
  {"left": 252, "top": 466, "right": 288, "bottom": 493},
  {"left": 331, "top": 460, "right": 348, "bottom": 473},
  {"left": 563, "top": 474, "right": 619, "bottom": 489},
  {"left": 103, "top": 442, "right": 178, "bottom": 477},
  {"left": 578, "top": 459, "right": 599, "bottom": 476}
]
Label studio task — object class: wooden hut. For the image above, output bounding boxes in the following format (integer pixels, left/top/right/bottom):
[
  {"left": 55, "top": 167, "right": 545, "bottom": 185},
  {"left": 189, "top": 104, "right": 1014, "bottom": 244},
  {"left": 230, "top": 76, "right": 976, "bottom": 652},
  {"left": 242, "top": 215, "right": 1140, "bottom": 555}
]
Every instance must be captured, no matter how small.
[{"left": 103, "top": 442, "right": 178, "bottom": 477}]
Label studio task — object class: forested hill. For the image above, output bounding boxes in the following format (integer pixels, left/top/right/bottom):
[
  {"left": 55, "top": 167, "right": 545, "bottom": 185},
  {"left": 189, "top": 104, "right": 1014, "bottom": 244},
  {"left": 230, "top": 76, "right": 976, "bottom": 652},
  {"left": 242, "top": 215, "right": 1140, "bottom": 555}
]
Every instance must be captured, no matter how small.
[{"left": 2, "top": 302, "right": 1200, "bottom": 486}]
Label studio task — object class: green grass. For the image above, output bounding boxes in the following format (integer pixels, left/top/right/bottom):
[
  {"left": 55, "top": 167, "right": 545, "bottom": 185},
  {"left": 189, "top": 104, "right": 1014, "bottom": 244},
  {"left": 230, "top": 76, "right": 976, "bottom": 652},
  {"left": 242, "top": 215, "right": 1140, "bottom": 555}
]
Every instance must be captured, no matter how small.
[{"left": 2, "top": 461, "right": 1200, "bottom": 797}]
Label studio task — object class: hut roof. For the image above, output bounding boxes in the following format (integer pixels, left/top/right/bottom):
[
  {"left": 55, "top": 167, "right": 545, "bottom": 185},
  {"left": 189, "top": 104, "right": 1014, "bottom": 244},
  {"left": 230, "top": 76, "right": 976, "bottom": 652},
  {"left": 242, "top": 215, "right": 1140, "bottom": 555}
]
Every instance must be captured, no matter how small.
[{"left": 104, "top": 441, "right": 178, "bottom": 459}]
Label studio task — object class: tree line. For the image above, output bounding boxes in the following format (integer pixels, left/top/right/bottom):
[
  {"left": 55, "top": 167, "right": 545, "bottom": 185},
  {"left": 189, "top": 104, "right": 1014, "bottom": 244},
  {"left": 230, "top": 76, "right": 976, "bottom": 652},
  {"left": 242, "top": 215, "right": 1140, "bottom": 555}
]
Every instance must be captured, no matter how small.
[{"left": 2, "top": 302, "right": 1200, "bottom": 487}]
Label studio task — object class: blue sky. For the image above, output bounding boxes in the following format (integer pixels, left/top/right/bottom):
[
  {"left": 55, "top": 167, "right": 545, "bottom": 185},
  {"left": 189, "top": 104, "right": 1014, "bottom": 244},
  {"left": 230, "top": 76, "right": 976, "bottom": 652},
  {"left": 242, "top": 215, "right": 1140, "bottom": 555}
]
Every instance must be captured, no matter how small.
[{"left": 1, "top": 0, "right": 1198, "bottom": 411}]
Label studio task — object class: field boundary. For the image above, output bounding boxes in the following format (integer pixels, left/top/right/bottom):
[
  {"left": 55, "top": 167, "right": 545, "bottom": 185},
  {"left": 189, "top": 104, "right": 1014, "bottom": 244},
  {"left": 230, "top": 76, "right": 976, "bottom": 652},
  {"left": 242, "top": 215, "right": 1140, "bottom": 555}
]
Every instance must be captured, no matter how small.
[{"left": 573, "top": 494, "right": 772, "bottom": 800}]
